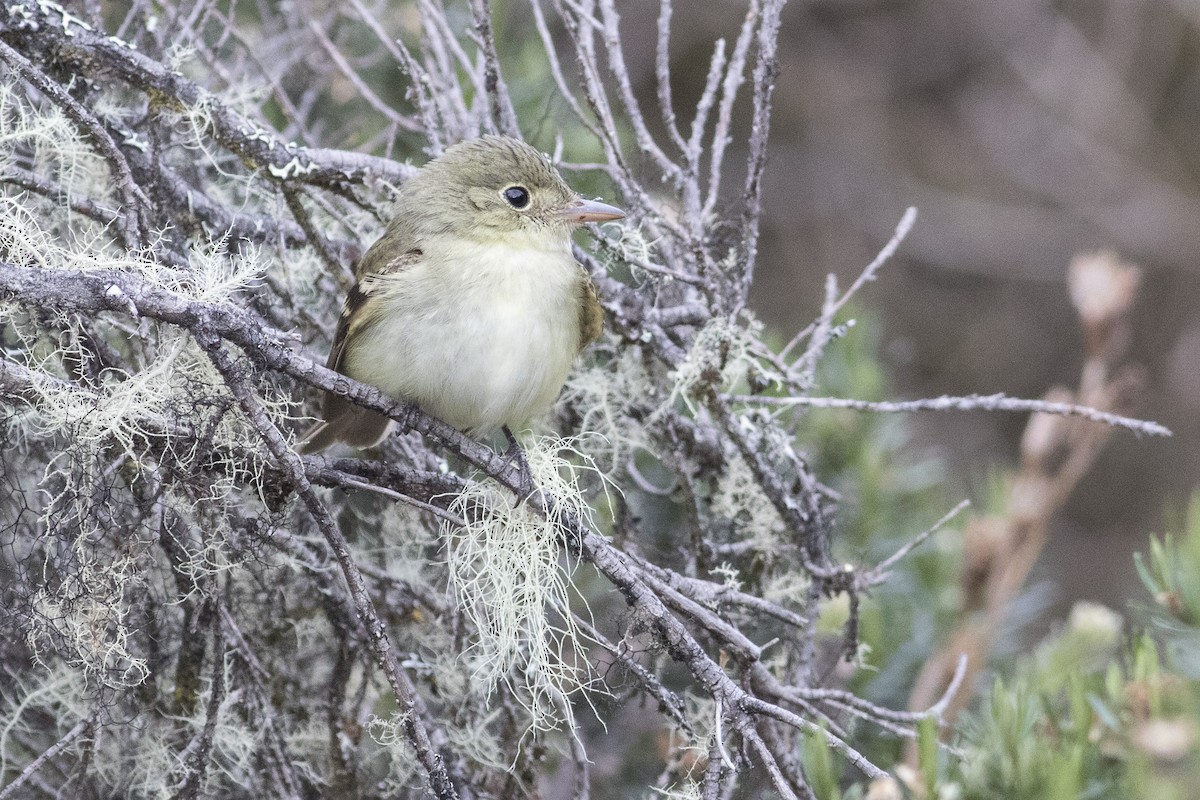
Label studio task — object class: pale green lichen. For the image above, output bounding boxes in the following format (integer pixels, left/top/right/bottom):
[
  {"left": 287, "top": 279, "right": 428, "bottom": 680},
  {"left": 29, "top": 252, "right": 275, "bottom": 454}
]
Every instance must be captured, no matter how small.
[
  {"left": 666, "top": 313, "right": 763, "bottom": 415},
  {"left": 558, "top": 346, "right": 657, "bottom": 475},
  {"left": 443, "top": 435, "right": 610, "bottom": 734}
]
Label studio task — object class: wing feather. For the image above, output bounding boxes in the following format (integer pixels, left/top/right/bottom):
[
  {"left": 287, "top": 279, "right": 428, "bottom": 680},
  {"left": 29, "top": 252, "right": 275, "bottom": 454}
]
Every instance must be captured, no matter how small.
[
  {"left": 577, "top": 267, "right": 603, "bottom": 349},
  {"left": 297, "top": 248, "right": 424, "bottom": 453}
]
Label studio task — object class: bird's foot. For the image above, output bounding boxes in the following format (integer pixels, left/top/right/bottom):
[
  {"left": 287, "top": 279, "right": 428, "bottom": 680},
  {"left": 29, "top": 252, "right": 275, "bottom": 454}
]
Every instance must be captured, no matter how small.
[{"left": 500, "top": 426, "right": 536, "bottom": 503}]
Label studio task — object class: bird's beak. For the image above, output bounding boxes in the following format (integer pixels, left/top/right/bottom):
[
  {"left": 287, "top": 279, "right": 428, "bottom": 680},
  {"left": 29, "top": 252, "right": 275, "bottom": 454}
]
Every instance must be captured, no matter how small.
[{"left": 556, "top": 197, "right": 625, "bottom": 224}]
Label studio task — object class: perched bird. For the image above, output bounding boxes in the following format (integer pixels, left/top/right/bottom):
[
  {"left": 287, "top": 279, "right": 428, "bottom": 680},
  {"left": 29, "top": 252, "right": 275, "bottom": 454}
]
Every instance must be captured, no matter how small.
[{"left": 297, "top": 135, "right": 624, "bottom": 454}]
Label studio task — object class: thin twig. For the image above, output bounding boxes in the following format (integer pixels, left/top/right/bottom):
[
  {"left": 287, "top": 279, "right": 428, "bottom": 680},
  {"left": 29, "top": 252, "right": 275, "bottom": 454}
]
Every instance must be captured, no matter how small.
[
  {"left": 863, "top": 499, "right": 972, "bottom": 585},
  {"left": 0, "top": 39, "right": 144, "bottom": 250},
  {"left": 0, "top": 716, "right": 94, "bottom": 800},
  {"left": 729, "top": 392, "right": 1171, "bottom": 437}
]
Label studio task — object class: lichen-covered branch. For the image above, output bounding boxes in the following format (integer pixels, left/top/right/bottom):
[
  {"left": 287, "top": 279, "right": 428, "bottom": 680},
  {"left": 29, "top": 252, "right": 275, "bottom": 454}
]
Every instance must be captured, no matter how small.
[{"left": 0, "top": 2, "right": 1167, "bottom": 798}]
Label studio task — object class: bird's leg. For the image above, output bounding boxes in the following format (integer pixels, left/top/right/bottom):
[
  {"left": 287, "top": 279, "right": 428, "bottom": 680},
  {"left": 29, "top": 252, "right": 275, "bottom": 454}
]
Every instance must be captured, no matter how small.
[{"left": 500, "top": 425, "right": 535, "bottom": 501}]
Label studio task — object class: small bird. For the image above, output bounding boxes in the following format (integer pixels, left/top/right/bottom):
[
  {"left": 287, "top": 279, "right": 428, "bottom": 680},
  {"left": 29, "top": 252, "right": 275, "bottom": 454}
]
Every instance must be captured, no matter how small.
[{"left": 297, "top": 135, "right": 624, "bottom": 454}]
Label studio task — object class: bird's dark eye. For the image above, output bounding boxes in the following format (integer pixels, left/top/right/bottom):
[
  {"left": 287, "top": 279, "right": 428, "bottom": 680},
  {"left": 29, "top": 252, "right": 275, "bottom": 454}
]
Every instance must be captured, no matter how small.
[{"left": 503, "top": 186, "right": 531, "bottom": 209}]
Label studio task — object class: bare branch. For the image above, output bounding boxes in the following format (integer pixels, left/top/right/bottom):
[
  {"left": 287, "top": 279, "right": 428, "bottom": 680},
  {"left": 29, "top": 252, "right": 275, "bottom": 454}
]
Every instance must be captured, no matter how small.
[
  {"left": 0, "top": 38, "right": 145, "bottom": 250},
  {"left": 0, "top": 715, "right": 94, "bottom": 800},
  {"left": 730, "top": 392, "right": 1171, "bottom": 438}
]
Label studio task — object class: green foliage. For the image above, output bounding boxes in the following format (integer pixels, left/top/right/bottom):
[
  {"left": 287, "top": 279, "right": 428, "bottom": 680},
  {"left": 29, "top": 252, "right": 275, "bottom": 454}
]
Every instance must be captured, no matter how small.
[
  {"left": 952, "top": 674, "right": 1110, "bottom": 799},
  {"left": 931, "top": 627, "right": 1198, "bottom": 800},
  {"left": 803, "top": 724, "right": 843, "bottom": 800},
  {"left": 789, "top": 311, "right": 1200, "bottom": 798},
  {"left": 786, "top": 309, "right": 962, "bottom": 759},
  {"left": 887, "top": 498, "right": 1200, "bottom": 800},
  {"left": 1136, "top": 494, "right": 1200, "bottom": 679}
]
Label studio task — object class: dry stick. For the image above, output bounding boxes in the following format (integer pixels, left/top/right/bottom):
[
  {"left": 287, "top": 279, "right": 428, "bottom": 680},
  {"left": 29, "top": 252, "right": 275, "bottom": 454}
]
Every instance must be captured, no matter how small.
[
  {"left": 0, "top": 716, "right": 94, "bottom": 800},
  {"left": 754, "top": 722, "right": 820, "bottom": 800},
  {"left": 687, "top": 36, "right": 728, "bottom": 171},
  {"left": 728, "top": 393, "right": 1171, "bottom": 438},
  {"left": 0, "top": 0, "right": 415, "bottom": 188},
  {"left": 701, "top": 0, "right": 761, "bottom": 220},
  {"left": 568, "top": 612, "right": 690, "bottom": 731},
  {"left": 552, "top": 0, "right": 676, "bottom": 233},
  {"left": 680, "top": 37, "right": 728, "bottom": 226},
  {"left": 0, "top": 39, "right": 144, "bottom": 252},
  {"left": 708, "top": 401, "right": 831, "bottom": 571},
  {"left": 414, "top": 0, "right": 473, "bottom": 137},
  {"left": 862, "top": 499, "right": 973, "bottom": 586},
  {"left": 592, "top": 231, "right": 705, "bottom": 285},
  {"left": 332, "top": 474, "right": 470, "bottom": 527},
  {"left": 421, "top": 0, "right": 484, "bottom": 93},
  {"left": 743, "top": 727, "right": 802, "bottom": 800},
  {"left": 595, "top": 0, "right": 684, "bottom": 183},
  {"left": 172, "top": 609, "right": 226, "bottom": 800},
  {"left": 343, "top": 0, "right": 445, "bottom": 153},
  {"left": 280, "top": 185, "right": 354, "bottom": 290},
  {"left": 653, "top": 0, "right": 688, "bottom": 153},
  {"left": 528, "top": 0, "right": 605, "bottom": 142},
  {"left": 0, "top": 262, "right": 895, "bottom": 791},
  {"left": 701, "top": 735, "right": 730, "bottom": 800},
  {"left": 219, "top": 20, "right": 318, "bottom": 142},
  {"left": 735, "top": 0, "right": 787, "bottom": 310},
  {"left": 118, "top": 142, "right": 322, "bottom": 253},
  {"left": 575, "top": 524, "right": 854, "bottom": 796},
  {"left": 0, "top": 167, "right": 120, "bottom": 228},
  {"left": 743, "top": 696, "right": 885, "bottom": 780},
  {"left": 553, "top": 0, "right": 632, "bottom": 179},
  {"left": 757, "top": 654, "right": 970, "bottom": 743},
  {"left": 467, "top": 0, "right": 521, "bottom": 137},
  {"left": 193, "top": 335, "right": 460, "bottom": 800},
  {"left": 630, "top": 553, "right": 809, "bottom": 629},
  {"left": 637, "top": 569, "right": 764, "bottom": 662},
  {"left": 306, "top": 20, "right": 424, "bottom": 134},
  {"left": 784, "top": 206, "right": 919, "bottom": 377},
  {"left": 535, "top": 0, "right": 689, "bottom": 281}
]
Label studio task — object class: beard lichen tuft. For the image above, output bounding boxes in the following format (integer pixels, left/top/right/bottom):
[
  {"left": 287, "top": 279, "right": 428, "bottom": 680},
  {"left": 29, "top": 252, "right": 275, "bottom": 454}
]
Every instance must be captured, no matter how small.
[{"left": 443, "top": 435, "right": 610, "bottom": 735}]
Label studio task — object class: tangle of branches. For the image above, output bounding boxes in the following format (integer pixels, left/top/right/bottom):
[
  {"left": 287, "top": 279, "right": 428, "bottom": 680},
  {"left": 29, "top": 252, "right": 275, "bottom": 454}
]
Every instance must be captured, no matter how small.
[{"left": 0, "top": 2, "right": 1165, "bottom": 798}]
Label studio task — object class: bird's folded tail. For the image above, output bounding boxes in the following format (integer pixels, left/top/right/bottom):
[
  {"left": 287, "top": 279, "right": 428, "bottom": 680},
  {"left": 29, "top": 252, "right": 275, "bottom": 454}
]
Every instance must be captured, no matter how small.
[{"left": 295, "top": 406, "right": 395, "bottom": 454}]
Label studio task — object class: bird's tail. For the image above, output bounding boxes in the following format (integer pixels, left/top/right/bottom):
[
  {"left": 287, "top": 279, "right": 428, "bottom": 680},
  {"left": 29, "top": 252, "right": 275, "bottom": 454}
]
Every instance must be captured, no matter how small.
[
  {"left": 294, "top": 420, "right": 339, "bottom": 455},
  {"left": 295, "top": 408, "right": 394, "bottom": 454}
]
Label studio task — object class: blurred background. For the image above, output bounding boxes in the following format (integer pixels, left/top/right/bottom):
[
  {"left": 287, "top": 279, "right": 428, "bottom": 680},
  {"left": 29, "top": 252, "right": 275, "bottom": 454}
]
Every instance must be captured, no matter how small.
[{"left": 599, "top": 0, "right": 1200, "bottom": 618}]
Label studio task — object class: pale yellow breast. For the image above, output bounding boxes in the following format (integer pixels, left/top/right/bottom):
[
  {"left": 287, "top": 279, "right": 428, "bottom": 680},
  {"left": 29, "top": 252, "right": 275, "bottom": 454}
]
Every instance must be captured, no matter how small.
[{"left": 345, "top": 231, "right": 584, "bottom": 436}]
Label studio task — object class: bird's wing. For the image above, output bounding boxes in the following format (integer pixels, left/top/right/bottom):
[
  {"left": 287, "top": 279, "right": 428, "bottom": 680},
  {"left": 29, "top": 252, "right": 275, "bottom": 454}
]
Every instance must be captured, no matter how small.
[
  {"left": 577, "top": 266, "right": 604, "bottom": 349},
  {"left": 326, "top": 248, "right": 425, "bottom": 374},
  {"left": 296, "top": 247, "right": 424, "bottom": 454}
]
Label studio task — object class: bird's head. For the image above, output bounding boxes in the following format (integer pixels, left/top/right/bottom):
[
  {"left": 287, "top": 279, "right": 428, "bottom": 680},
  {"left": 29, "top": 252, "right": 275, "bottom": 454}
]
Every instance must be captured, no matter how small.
[{"left": 404, "top": 135, "right": 624, "bottom": 244}]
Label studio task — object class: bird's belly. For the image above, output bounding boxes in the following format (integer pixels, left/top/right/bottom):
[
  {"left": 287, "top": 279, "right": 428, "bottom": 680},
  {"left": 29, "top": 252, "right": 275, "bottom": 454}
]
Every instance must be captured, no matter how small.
[{"left": 349, "top": 255, "right": 581, "bottom": 436}]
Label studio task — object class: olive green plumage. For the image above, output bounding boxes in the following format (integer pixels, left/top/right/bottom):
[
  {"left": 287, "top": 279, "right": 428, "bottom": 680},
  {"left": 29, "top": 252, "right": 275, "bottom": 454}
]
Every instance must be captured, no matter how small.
[{"left": 297, "top": 136, "right": 623, "bottom": 454}]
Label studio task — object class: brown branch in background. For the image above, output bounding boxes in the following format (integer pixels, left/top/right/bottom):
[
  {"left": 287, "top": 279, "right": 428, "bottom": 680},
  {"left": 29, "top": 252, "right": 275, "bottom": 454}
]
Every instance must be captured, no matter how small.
[{"left": 905, "top": 251, "right": 1147, "bottom": 760}]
